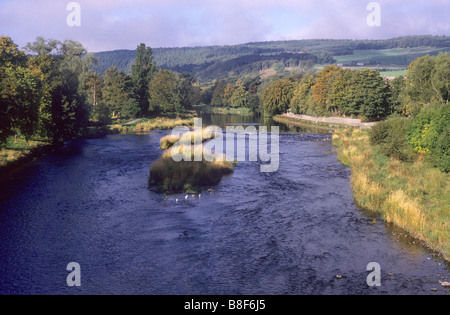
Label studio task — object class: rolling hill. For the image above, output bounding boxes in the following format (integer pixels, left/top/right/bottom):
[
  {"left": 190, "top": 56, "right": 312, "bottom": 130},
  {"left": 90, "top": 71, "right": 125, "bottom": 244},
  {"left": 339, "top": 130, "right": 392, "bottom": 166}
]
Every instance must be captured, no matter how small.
[{"left": 93, "top": 35, "right": 450, "bottom": 82}]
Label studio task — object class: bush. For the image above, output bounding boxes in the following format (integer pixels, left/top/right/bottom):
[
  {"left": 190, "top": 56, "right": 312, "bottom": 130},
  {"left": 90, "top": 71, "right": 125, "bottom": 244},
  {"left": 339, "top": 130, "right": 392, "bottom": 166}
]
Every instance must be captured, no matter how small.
[
  {"left": 431, "top": 125, "right": 450, "bottom": 172},
  {"left": 369, "top": 117, "right": 414, "bottom": 162},
  {"left": 407, "top": 105, "right": 450, "bottom": 172}
]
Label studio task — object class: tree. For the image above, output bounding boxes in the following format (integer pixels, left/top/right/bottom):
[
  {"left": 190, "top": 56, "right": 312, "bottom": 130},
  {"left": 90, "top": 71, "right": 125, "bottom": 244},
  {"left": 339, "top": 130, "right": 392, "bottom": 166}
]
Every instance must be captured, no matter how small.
[
  {"left": 290, "top": 74, "right": 316, "bottom": 115},
  {"left": 83, "top": 71, "right": 103, "bottom": 107},
  {"left": 222, "top": 83, "right": 235, "bottom": 107},
  {"left": 131, "top": 43, "right": 156, "bottom": 116},
  {"left": 176, "top": 73, "right": 200, "bottom": 109},
  {"left": 311, "top": 65, "right": 341, "bottom": 115},
  {"left": 388, "top": 76, "right": 405, "bottom": 115},
  {"left": 148, "top": 70, "right": 180, "bottom": 114},
  {"left": 25, "top": 37, "right": 90, "bottom": 143},
  {"left": 357, "top": 70, "right": 390, "bottom": 119},
  {"left": 402, "top": 55, "right": 436, "bottom": 116},
  {"left": 327, "top": 69, "right": 352, "bottom": 115},
  {"left": 230, "top": 85, "right": 249, "bottom": 108},
  {"left": 0, "top": 37, "right": 41, "bottom": 143},
  {"left": 261, "top": 78, "right": 297, "bottom": 116},
  {"left": 211, "top": 81, "right": 227, "bottom": 107},
  {"left": 102, "top": 66, "right": 134, "bottom": 117},
  {"left": 344, "top": 70, "right": 390, "bottom": 119}
]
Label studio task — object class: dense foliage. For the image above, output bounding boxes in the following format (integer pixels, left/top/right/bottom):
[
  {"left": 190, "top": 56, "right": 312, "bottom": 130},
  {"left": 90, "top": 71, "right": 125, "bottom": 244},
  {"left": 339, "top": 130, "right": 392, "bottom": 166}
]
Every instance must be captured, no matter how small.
[
  {"left": 93, "top": 36, "right": 450, "bottom": 81},
  {"left": 368, "top": 54, "right": 450, "bottom": 172},
  {"left": 0, "top": 37, "right": 202, "bottom": 146}
]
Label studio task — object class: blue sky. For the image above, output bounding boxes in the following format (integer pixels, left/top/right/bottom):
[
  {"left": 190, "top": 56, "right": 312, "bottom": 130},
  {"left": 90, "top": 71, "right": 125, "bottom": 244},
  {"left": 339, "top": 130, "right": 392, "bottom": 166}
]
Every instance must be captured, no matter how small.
[{"left": 0, "top": 0, "right": 449, "bottom": 52}]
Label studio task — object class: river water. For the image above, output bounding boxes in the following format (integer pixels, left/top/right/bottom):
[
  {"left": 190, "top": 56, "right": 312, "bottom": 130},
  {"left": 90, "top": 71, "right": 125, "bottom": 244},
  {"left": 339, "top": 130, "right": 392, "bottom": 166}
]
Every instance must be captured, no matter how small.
[{"left": 0, "top": 114, "right": 448, "bottom": 295}]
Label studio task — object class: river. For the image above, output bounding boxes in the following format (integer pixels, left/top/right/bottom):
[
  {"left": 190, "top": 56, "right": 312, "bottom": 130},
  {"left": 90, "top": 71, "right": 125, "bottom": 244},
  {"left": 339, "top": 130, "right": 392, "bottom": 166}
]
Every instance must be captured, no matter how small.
[{"left": 0, "top": 113, "right": 448, "bottom": 295}]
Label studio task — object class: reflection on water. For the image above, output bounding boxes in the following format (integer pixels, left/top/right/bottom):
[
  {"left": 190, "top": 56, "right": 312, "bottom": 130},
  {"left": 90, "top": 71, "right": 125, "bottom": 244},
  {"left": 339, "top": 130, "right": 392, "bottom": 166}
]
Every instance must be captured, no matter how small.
[
  {"left": 198, "top": 113, "right": 328, "bottom": 134},
  {"left": 0, "top": 114, "right": 448, "bottom": 295}
]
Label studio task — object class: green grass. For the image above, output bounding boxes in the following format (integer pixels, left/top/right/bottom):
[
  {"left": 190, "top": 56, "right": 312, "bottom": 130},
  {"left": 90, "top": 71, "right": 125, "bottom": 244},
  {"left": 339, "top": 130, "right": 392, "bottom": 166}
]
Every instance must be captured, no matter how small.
[
  {"left": 333, "top": 129, "right": 450, "bottom": 261},
  {"left": 0, "top": 137, "right": 48, "bottom": 168},
  {"left": 109, "top": 113, "right": 197, "bottom": 134},
  {"left": 196, "top": 106, "right": 252, "bottom": 116},
  {"left": 379, "top": 70, "right": 407, "bottom": 77},
  {"left": 334, "top": 47, "right": 450, "bottom": 66}
]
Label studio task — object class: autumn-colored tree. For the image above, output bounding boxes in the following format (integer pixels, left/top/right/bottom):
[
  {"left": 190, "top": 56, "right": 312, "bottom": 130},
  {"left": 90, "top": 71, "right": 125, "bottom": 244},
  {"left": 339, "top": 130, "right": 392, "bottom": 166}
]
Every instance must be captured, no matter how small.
[
  {"left": 261, "top": 78, "right": 297, "bottom": 116},
  {"left": 311, "top": 65, "right": 341, "bottom": 116},
  {"left": 211, "top": 81, "right": 227, "bottom": 107},
  {"left": 327, "top": 69, "right": 352, "bottom": 115},
  {"left": 290, "top": 74, "right": 316, "bottom": 115},
  {"left": 230, "top": 85, "right": 249, "bottom": 108}
]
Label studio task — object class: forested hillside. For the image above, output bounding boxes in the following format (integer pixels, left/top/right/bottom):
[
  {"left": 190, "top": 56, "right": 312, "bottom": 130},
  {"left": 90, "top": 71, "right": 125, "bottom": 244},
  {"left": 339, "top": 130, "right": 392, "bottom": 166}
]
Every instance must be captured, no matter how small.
[{"left": 94, "top": 36, "right": 450, "bottom": 81}]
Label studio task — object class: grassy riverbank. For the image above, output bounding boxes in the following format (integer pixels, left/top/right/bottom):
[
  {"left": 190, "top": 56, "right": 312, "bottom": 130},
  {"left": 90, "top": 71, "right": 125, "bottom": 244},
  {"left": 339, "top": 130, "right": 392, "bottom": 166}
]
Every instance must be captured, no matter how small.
[
  {"left": 195, "top": 105, "right": 252, "bottom": 116},
  {"left": 0, "top": 138, "right": 51, "bottom": 171},
  {"left": 109, "top": 113, "right": 197, "bottom": 134},
  {"left": 1, "top": 115, "right": 197, "bottom": 172},
  {"left": 333, "top": 128, "right": 450, "bottom": 261},
  {"left": 273, "top": 115, "right": 350, "bottom": 132}
]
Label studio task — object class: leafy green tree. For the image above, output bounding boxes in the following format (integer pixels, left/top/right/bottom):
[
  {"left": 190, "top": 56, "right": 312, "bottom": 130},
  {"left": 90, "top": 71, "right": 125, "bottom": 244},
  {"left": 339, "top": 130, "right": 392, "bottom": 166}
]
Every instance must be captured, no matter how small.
[
  {"left": 400, "top": 54, "right": 450, "bottom": 115},
  {"left": 91, "top": 102, "right": 112, "bottom": 126},
  {"left": 211, "top": 81, "right": 227, "bottom": 107},
  {"left": 388, "top": 76, "right": 406, "bottom": 115},
  {"left": 312, "top": 65, "right": 341, "bottom": 115},
  {"left": 407, "top": 105, "right": 450, "bottom": 171},
  {"left": 25, "top": 37, "right": 90, "bottom": 143},
  {"left": 261, "top": 78, "right": 297, "bottom": 116},
  {"left": 148, "top": 70, "right": 180, "bottom": 114},
  {"left": 83, "top": 71, "right": 103, "bottom": 106},
  {"left": 176, "top": 73, "right": 200, "bottom": 109},
  {"left": 230, "top": 85, "right": 249, "bottom": 108},
  {"left": 344, "top": 70, "right": 390, "bottom": 119},
  {"left": 327, "top": 69, "right": 352, "bottom": 115},
  {"left": 222, "top": 83, "right": 235, "bottom": 107},
  {"left": 357, "top": 70, "right": 390, "bottom": 119},
  {"left": 0, "top": 37, "right": 41, "bottom": 143},
  {"left": 290, "top": 74, "right": 316, "bottom": 115},
  {"left": 131, "top": 43, "right": 156, "bottom": 116},
  {"left": 102, "top": 66, "right": 134, "bottom": 117}
]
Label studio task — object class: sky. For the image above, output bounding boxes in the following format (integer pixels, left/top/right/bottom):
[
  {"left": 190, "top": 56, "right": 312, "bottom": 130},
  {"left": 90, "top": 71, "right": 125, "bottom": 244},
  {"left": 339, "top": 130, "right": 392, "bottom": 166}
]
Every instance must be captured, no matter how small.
[{"left": 0, "top": 0, "right": 449, "bottom": 52}]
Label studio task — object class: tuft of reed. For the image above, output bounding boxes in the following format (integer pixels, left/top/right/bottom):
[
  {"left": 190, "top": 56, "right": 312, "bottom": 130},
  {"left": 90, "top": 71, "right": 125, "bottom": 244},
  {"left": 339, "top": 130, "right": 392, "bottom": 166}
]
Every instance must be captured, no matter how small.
[
  {"left": 160, "top": 129, "right": 216, "bottom": 150},
  {"left": 149, "top": 146, "right": 234, "bottom": 194}
]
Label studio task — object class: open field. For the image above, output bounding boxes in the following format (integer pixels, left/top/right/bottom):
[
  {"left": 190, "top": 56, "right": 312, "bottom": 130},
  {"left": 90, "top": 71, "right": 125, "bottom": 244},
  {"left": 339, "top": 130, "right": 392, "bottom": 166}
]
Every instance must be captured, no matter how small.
[{"left": 334, "top": 47, "right": 450, "bottom": 66}]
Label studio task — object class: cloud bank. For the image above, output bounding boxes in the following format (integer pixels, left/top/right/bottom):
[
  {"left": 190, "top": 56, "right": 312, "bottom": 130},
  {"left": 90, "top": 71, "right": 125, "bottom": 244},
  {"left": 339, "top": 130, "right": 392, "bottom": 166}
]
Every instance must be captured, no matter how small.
[{"left": 0, "top": 0, "right": 448, "bottom": 51}]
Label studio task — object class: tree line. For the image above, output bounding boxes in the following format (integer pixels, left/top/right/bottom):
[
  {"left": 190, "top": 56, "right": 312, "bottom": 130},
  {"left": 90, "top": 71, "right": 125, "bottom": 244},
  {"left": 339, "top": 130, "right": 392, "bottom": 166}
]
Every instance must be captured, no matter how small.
[
  {"left": 0, "top": 37, "right": 201, "bottom": 145},
  {"left": 260, "top": 53, "right": 449, "bottom": 120}
]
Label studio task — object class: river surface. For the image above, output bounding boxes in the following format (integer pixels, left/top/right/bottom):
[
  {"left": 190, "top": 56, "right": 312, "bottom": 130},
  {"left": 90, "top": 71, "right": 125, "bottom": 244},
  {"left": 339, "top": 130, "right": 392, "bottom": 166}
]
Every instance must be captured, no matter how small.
[{"left": 0, "top": 114, "right": 448, "bottom": 295}]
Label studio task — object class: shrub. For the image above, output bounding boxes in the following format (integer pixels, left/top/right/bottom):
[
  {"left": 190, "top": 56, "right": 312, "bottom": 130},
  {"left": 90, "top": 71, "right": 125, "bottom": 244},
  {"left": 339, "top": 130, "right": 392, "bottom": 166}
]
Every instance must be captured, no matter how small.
[
  {"left": 429, "top": 124, "right": 450, "bottom": 172},
  {"left": 407, "top": 105, "right": 450, "bottom": 172},
  {"left": 369, "top": 117, "right": 414, "bottom": 162}
]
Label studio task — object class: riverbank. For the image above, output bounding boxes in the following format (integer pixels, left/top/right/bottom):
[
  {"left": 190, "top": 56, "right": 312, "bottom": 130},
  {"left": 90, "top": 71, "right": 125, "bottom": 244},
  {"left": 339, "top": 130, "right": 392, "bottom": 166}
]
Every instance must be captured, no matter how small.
[
  {"left": 0, "top": 115, "right": 198, "bottom": 174},
  {"left": 0, "top": 138, "right": 53, "bottom": 175},
  {"left": 109, "top": 113, "right": 197, "bottom": 134},
  {"left": 275, "top": 113, "right": 377, "bottom": 129},
  {"left": 333, "top": 128, "right": 450, "bottom": 262},
  {"left": 194, "top": 105, "right": 252, "bottom": 116}
]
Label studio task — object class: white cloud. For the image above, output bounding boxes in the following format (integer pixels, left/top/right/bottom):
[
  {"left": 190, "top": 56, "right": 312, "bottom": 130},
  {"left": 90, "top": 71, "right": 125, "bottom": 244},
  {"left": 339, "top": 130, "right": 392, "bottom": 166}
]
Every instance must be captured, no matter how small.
[{"left": 0, "top": 0, "right": 448, "bottom": 51}]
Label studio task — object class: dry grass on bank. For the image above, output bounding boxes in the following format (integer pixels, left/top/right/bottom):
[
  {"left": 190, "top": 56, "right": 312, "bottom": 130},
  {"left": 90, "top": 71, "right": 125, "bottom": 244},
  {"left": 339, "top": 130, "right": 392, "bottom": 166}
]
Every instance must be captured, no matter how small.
[{"left": 333, "top": 128, "right": 450, "bottom": 261}]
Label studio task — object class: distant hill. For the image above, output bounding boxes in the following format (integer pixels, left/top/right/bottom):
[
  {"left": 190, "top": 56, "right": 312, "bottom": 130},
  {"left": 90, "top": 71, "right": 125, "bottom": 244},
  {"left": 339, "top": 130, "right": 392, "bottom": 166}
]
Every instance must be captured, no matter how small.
[{"left": 93, "top": 35, "right": 450, "bottom": 82}]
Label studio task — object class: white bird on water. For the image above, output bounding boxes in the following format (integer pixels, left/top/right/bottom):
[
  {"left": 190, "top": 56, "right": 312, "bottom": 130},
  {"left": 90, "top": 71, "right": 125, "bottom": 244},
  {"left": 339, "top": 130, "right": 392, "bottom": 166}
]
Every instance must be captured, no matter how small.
[
  {"left": 176, "top": 199, "right": 179, "bottom": 203},
  {"left": 185, "top": 195, "right": 189, "bottom": 200}
]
